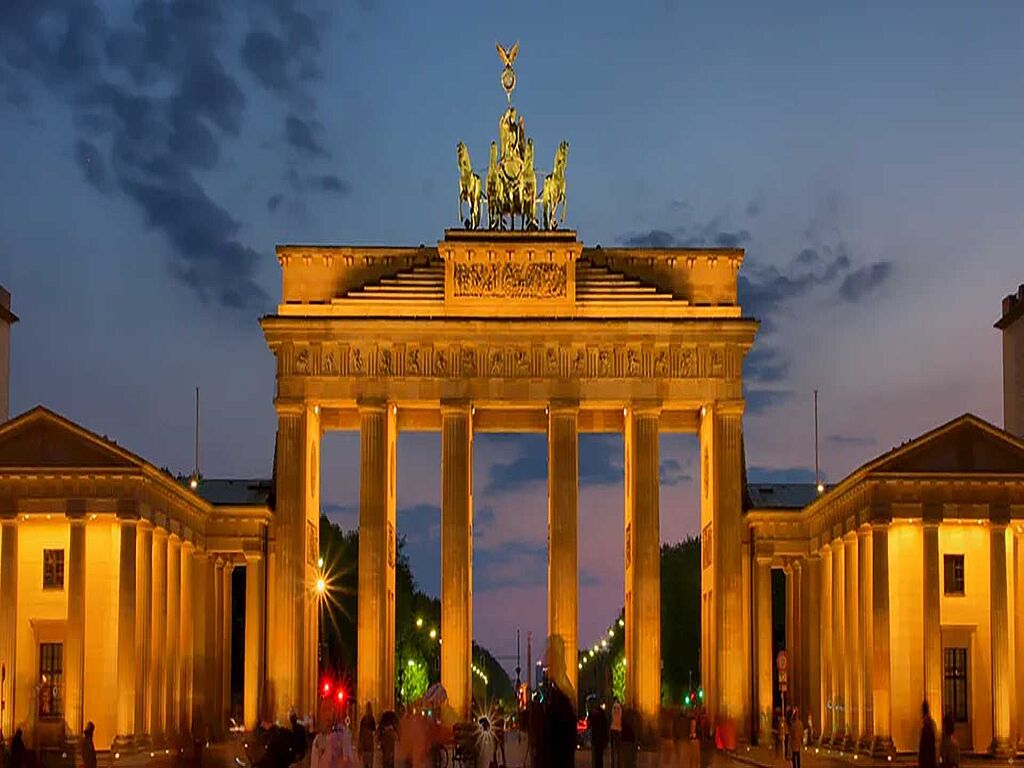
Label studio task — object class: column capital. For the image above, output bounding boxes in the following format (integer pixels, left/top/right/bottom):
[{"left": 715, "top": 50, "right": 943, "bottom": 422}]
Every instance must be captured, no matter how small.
[
  {"left": 870, "top": 520, "right": 890, "bottom": 532},
  {"left": 791, "top": 558, "right": 802, "bottom": 572},
  {"left": 755, "top": 555, "right": 773, "bottom": 567},
  {"left": 440, "top": 399, "right": 472, "bottom": 415},
  {"left": 843, "top": 529, "right": 857, "bottom": 543},
  {"left": 152, "top": 526, "right": 169, "bottom": 542},
  {"left": 627, "top": 401, "right": 662, "bottom": 417},
  {"left": 357, "top": 399, "right": 391, "bottom": 414},
  {"left": 547, "top": 400, "right": 580, "bottom": 415},
  {"left": 804, "top": 550, "right": 821, "bottom": 562},
  {"left": 243, "top": 548, "right": 263, "bottom": 564},
  {"left": 856, "top": 525, "right": 871, "bottom": 540},
  {"left": 181, "top": 537, "right": 195, "bottom": 552},
  {"left": 989, "top": 502, "right": 1011, "bottom": 525},
  {"left": 137, "top": 518, "right": 154, "bottom": 532},
  {"left": 116, "top": 499, "right": 141, "bottom": 521},
  {"left": 706, "top": 399, "right": 745, "bottom": 418}
]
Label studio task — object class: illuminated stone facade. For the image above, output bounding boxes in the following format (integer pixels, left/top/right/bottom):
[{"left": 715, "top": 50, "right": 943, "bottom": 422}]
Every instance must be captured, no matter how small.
[
  {"left": 0, "top": 408, "right": 270, "bottom": 751},
  {"left": 748, "top": 414, "right": 1024, "bottom": 755},
  {"left": 261, "top": 229, "right": 758, "bottom": 728}
]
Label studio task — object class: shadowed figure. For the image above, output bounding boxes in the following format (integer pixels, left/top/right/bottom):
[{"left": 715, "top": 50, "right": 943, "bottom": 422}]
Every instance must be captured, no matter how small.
[{"left": 919, "top": 701, "right": 937, "bottom": 768}]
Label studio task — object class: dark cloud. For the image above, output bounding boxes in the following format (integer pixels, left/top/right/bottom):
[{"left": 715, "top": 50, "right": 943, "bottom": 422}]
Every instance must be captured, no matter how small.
[
  {"left": 826, "top": 433, "right": 876, "bottom": 447},
  {"left": 745, "top": 196, "right": 764, "bottom": 218},
  {"left": 839, "top": 261, "right": 893, "bottom": 302},
  {"left": 485, "top": 434, "right": 623, "bottom": 494},
  {"left": 747, "top": 466, "right": 817, "bottom": 484},
  {"left": 738, "top": 243, "right": 851, "bottom": 331},
  {"left": 286, "top": 114, "right": 328, "bottom": 156},
  {"left": 745, "top": 389, "right": 794, "bottom": 414},
  {"left": 659, "top": 458, "right": 691, "bottom": 487},
  {"left": 476, "top": 543, "right": 548, "bottom": 589},
  {"left": 74, "top": 139, "right": 108, "bottom": 191},
  {"left": 620, "top": 218, "right": 750, "bottom": 249},
  {"left": 267, "top": 193, "right": 284, "bottom": 212},
  {"left": 316, "top": 174, "right": 352, "bottom": 195},
  {"left": 743, "top": 345, "right": 789, "bottom": 384},
  {"left": 0, "top": 0, "right": 335, "bottom": 312},
  {"left": 241, "top": 30, "right": 289, "bottom": 92}
]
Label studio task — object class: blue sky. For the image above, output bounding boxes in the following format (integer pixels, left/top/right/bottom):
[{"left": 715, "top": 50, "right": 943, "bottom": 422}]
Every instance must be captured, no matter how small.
[{"left": 2, "top": 0, "right": 1022, "bottom": 665}]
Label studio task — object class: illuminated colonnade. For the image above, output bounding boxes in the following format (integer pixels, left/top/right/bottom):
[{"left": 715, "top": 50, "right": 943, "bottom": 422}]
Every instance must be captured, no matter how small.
[
  {"left": 0, "top": 408, "right": 271, "bottom": 751},
  {"left": 749, "top": 415, "right": 1024, "bottom": 756}
]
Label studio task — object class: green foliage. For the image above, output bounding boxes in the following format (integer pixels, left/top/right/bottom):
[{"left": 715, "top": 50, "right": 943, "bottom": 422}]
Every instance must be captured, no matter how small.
[
  {"left": 402, "top": 658, "right": 429, "bottom": 702},
  {"left": 611, "top": 655, "right": 626, "bottom": 702},
  {"left": 660, "top": 537, "right": 702, "bottom": 702},
  {"left": 318, "top": 515, "right": 515, "bottom": 706}
]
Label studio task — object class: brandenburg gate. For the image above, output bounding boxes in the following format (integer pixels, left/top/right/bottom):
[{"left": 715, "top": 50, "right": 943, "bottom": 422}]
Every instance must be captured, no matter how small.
[
  {"left": 259, "top": 45, "right": 758, "bottom": 730},
  {"left": 261, "top": 228, "right": 757, "bottom": 726}
]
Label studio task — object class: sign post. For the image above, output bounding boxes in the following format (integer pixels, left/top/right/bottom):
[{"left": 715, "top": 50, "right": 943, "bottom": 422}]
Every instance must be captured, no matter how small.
[{"left": 777, "top": 649, "right": 789, "bottom": 717}]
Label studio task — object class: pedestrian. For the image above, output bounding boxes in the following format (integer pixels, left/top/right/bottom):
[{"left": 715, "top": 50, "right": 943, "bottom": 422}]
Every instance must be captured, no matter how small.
[
  {"left": 311, "top": 726, "right": 330, "bottom": 768},
  {"left": 619, "top": 709, "right": 638, "bottom": 768},
  {"left": 588, "top": 701, "right": 609, "bottom": 768},
  {"left": 379, "top": 716, "right": 397, "bottom": 768},
  {"left": 790, "top": 709, "right": 803, "bottom": 768},
  {"left": 782, "top": 708, "right": 790, "bottom": 761},
  {"left": 82, "top": 721, "right": 98, "bottom": 768},
  {"left": 359, "top": 703, "right": 377, "bottom": 768},
  {"left": 919, "top": 701, "right": 937, "bottom": 768},
  {"left": 609, "top": 700, "right": 623, "bottom": 768},
  {"left": 688, "top": 714, "right": 700, "bottom": 768},
  {"left": 9, "top": 728, "right": 26, "bottom": 768},
  {"left": 546, "top": 681, "right": 577, "bottom": 768},
  {"left": 939, "top": 715, "right": 959, "bottom": 768},
  {"left": 494, "top": 703, "right": 507, "bottom": 768}
]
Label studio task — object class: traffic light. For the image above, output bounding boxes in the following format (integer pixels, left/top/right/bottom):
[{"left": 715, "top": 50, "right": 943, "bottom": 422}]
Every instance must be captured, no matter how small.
[
  {"left": 697, "top": 687, "right": 704, "bottom": 701},
  {"left": 321, "top": 679, "right": 332, "bottom": 697},
  {"left": 684, "top": 693, "right": 691, "bottom": 707},
  {"left": 336, "top": 689, "right": 345, "bottom": 704}
]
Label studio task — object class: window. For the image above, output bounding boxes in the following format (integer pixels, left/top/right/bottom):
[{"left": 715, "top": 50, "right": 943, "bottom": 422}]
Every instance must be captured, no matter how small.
[
  {"left": 943, "top": 554, "right": 965, "bottom": 595},
  {"left": 943, "top": 647, "right": 968, "bottom": 722},
  {"left": 38, "top": 642, "right": 63, "bottom": 719},
  {"left": 43, "top": 549, "right": 65, "bottom": 590}
]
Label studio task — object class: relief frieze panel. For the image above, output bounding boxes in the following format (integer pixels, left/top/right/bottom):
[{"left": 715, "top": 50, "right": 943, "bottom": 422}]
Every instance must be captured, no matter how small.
[
  {"left": 452, "top": 262, "right": 567, "bottom": 299},
  {"left": 279, "top": 339, "right": 746, "bottom": 381}
]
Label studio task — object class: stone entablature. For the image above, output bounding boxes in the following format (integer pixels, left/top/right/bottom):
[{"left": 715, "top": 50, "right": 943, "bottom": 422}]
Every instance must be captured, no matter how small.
[{"left": 274, "top": 231, "right": 745, "bottom": 318}]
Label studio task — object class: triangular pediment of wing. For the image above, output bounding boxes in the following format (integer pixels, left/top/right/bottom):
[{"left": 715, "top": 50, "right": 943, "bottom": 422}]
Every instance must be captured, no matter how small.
[
  {"left": 870, "top": 414, "right": 1024, "bottom": 475},
  {"left": 0, "top": 406, "right": 144, "bottom": 470}
]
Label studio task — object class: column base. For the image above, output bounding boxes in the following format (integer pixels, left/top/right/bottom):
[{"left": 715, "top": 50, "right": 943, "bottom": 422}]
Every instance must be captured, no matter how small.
[
  {"left": 870, "top": 736, "right": 894, "bottom": 758},
  {"left": 989, "top": 737, "right": 1013, "bottom": 758},
  {"left": 829, "top": 728, "right": 846, "bottom": 748},
  {"left": 110, "top": 734, "right": 135, "bottom": 755},
  {"left": 856, "top": 733, "right": 873, "bottom": 754}
]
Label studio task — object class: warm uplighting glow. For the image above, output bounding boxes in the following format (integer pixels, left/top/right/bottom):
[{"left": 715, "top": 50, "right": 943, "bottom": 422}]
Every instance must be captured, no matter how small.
[
  {"left": 578, "top": 662, "right": 583, "bottom": 669},
  {"left": 429, "top": 628, "right": 437, "bottom": 639},
  {"left": 416, "top": 617, "right": 423, "bottom": 628},
  {"left": 618, "top": 618, "right": 624, "bottom": 627}
]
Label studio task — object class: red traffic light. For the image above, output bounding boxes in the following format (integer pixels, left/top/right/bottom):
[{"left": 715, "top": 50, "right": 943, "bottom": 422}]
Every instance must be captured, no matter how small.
[
  {"left": 322, "top": 680, "right": 332, "bottom": 696},
  {"left": 336, "top": 689, "right": 345, "bottom": 703}
]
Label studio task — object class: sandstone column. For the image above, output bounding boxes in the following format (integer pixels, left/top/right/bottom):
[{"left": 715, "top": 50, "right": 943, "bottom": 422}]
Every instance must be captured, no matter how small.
[
  {"left": 269, "top": 404, "right": 320, "bottom": 720},
  {"left": 755, "top": 557, "right": 772, "bottom": 742},
  {"left": 191, "top": 549, "right": 209, "bottom": 734},
  {"left": 166, "top": 534, "right": 181, "bottom": 738},
  {"left": 222, "top": 562, "right": 234, "bottom": 724},
  {"left": 858, "top": 527, "right": 873, "bottom": 750},
  {"left": 115, "top": 517, "right": 138, "bottom": 748},
  {"left": 844, "top": 533, "right": 859, "bottom": 747},
  {"left": 358, "top": 402, "right": 398, "bottom": 718},
  {"left": 922, "top": 516, "right": 942, "bottom": 715},
  {"left": 792, "top": 560, "right": 802, "bottom": 712},
  {"left": 547, "top": 403, "right": 579, "bottom": 705},
  {"left": 699, "top": 402, "right": 745, "bottom": 733},
  {"left": 820, "top": 543, "right": 832, "bottom": 742},
  {"left": 136, "top": 522, "right": 153, "bottom": 742},
  {"left": 150, "top": 528, "right": 167, "bottom": 742},
  {"left": 831, "top": 538, "right": 845, "bottom": 745},
  {"left": 0, "top": 519, "right": 16, "bottom": 739},
  {"left": 625, "top": 405, "right": 660, "bottom": 728},
  {"left": 802, "top": 554, "right": 821, "bottom": 741},
  {"left": 441, "top": 403, "right": 472, "bottom": 721},
  {"left": 990, "top": 521, "right": 1012, "bottom": 756},
  {"left": 1015, "top": 531, "right": 1024, "bottom": 754},
  {"left": 180, "top": 539, "right": 194, "bottom": 735},
  {"left": 244, "top": 553, "right": 266, "bottom": 729},
  {"left": 65, "top": 515, "right": 87, "bottom": 738},
  {"left": 871, "top": 520, "right": 893, "bottom": 755},
  {"left": 784, "top": 564, "right": 794, "bottom": 706},
  {"left": 213, "top": 557, "right": 225, "bottom": 731}
]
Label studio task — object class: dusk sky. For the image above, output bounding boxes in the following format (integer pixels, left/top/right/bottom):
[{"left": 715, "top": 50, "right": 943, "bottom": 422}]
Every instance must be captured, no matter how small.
[{"left": 2, "top": 0, "right": 1022, "bottom": 670}]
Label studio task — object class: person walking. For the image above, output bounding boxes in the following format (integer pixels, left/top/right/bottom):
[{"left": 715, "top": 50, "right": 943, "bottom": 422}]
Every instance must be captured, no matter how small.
[
  {"left": 378, "top": 715, "right": 397, "bottom": 768},
  {"left": 609, "top": 701, "right": 623, "bottom": 768},
  {"left": 789, "top": 710, "right": 803, "bottom": 768},
  {"left": 588, "top": 702, "right": 609, "bottom": 768},
  {"left": 359, "top": 704, "right": 377, "bottom": 768},
  {"left": 81, "top": 721, "right": 98, "bottom": 768},
  {"left": 919, "top": 701, "right": 937, "bottom": 768},
  {"left": 9, "top": 729, "right": 25, "bottom": 768},
  {"left": 939, "top": 715, "right": 959, "bottom": 768}
]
